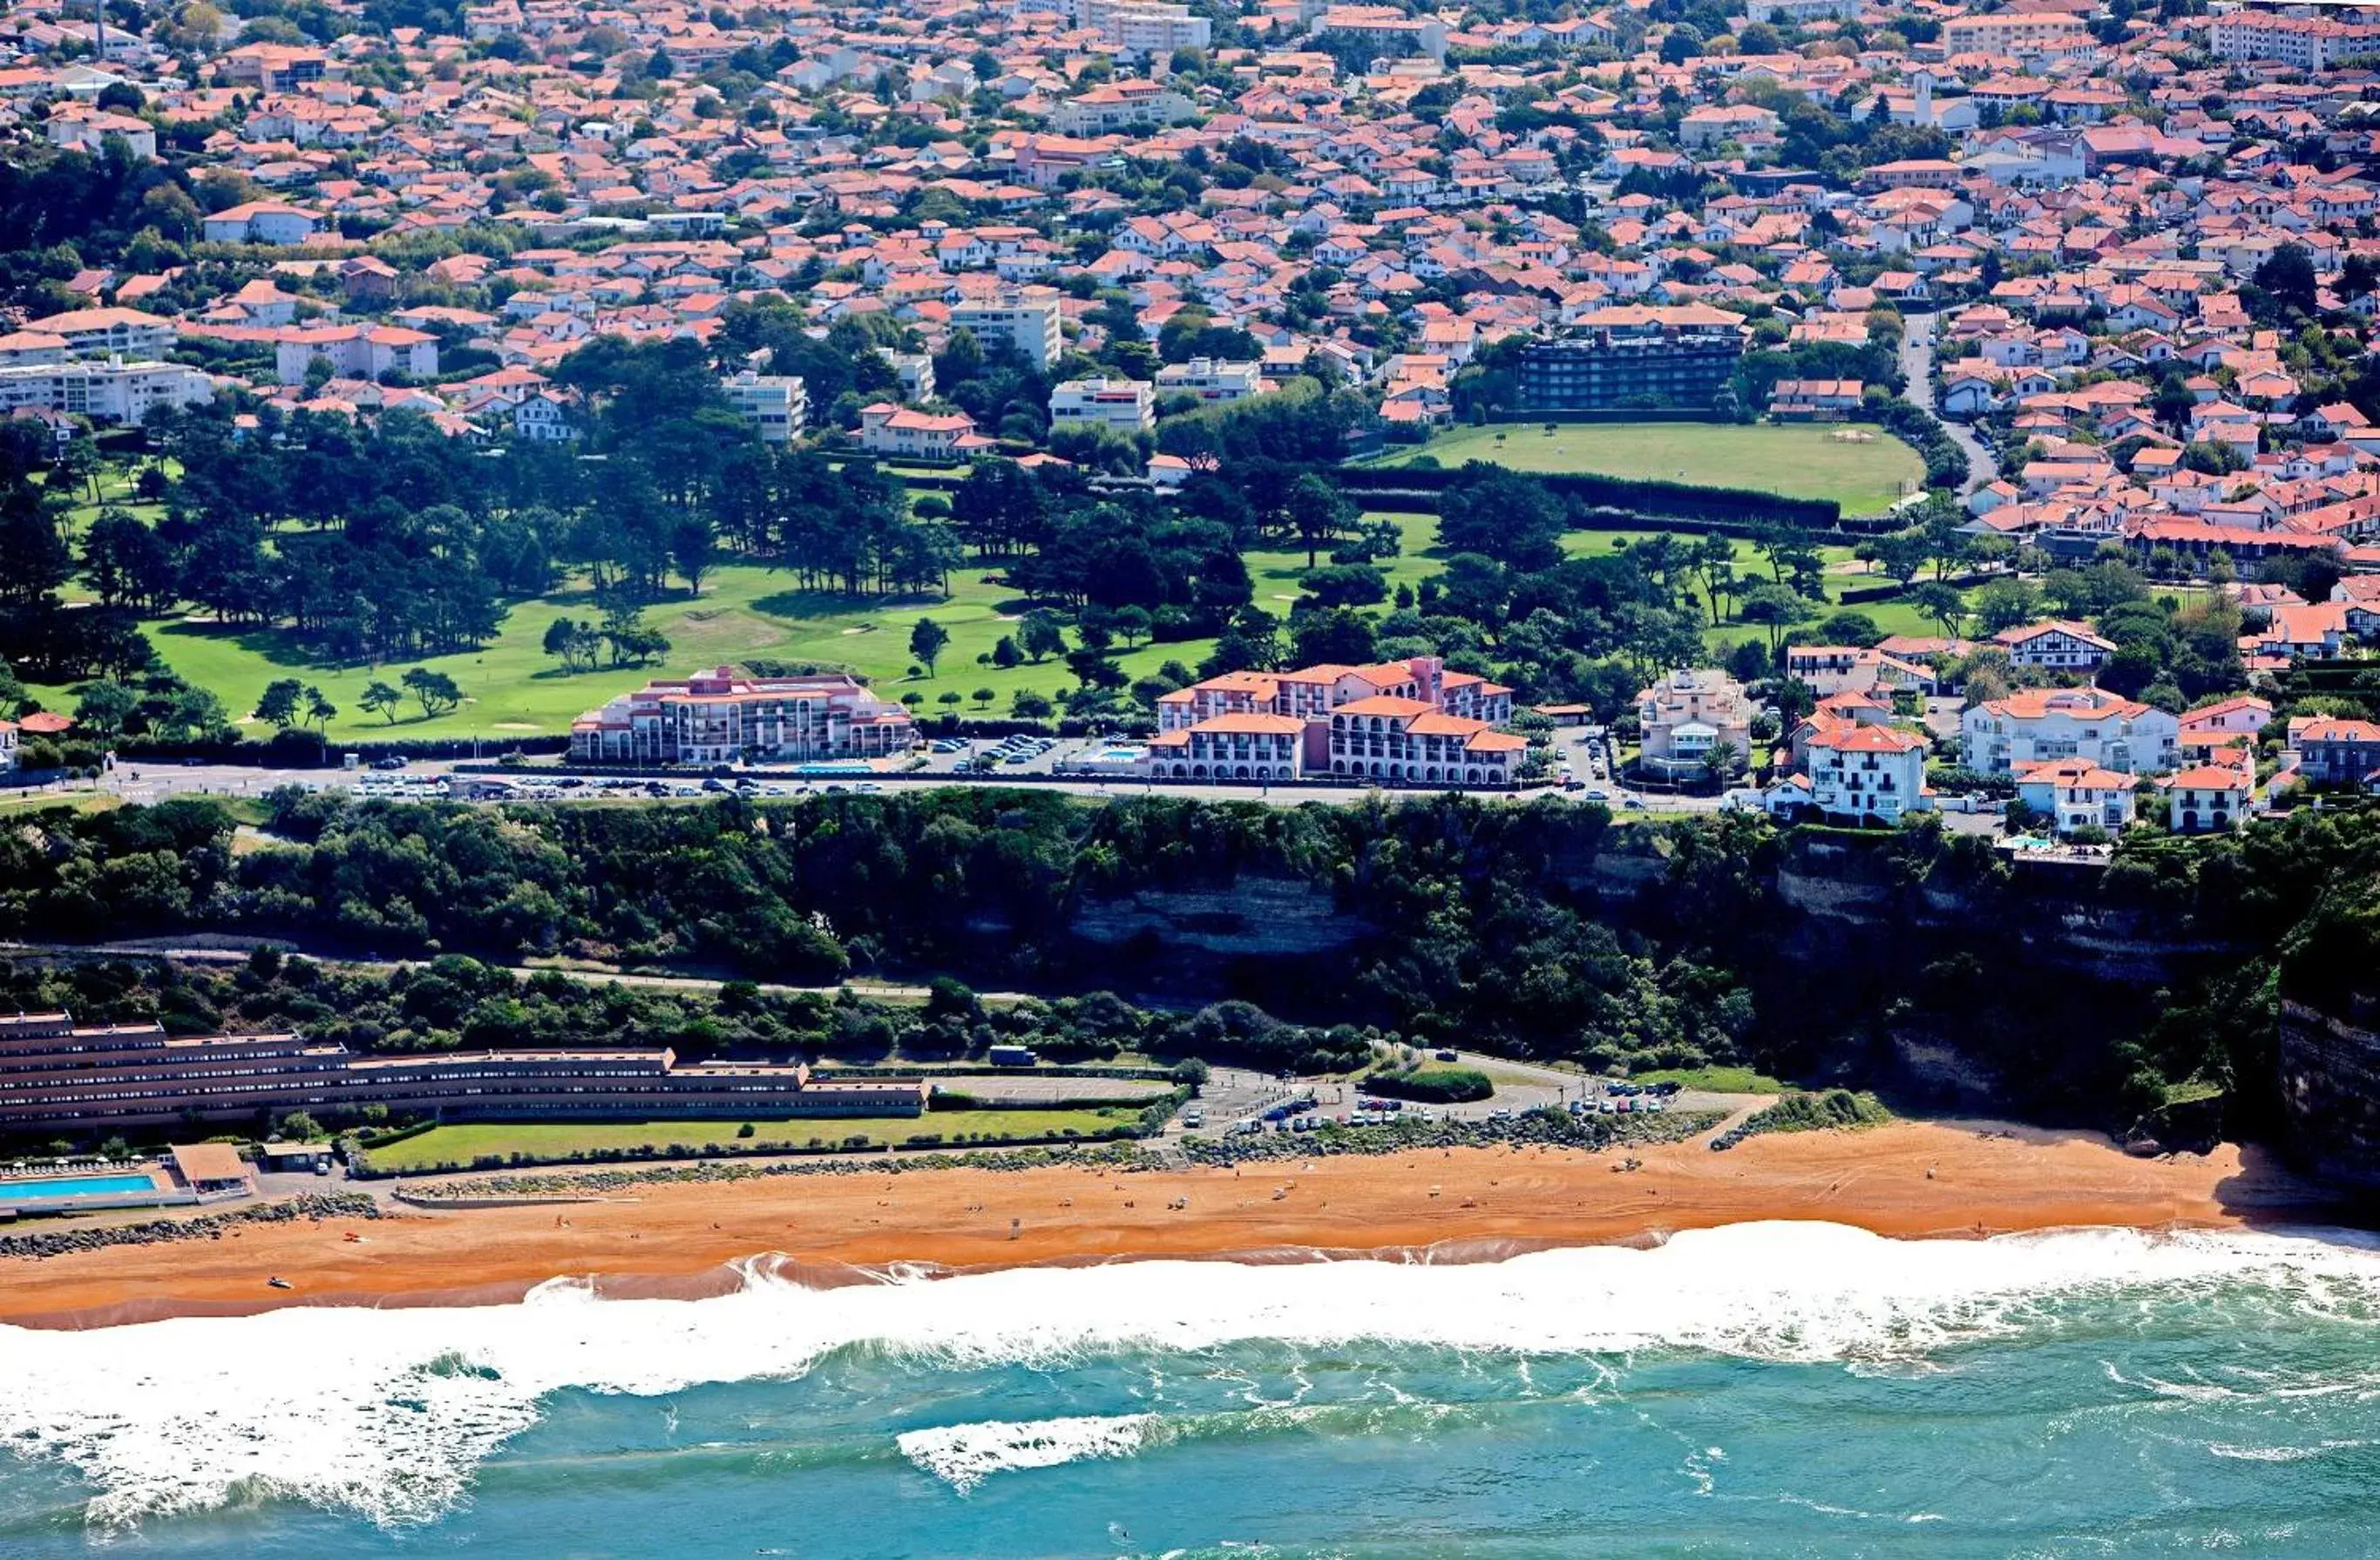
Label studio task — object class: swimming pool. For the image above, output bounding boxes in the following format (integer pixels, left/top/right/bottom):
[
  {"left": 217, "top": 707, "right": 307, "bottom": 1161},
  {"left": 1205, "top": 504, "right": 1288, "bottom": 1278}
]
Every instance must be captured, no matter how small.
[{"left": 0, "top": 1173, "right": 156, "bottom": 1201}]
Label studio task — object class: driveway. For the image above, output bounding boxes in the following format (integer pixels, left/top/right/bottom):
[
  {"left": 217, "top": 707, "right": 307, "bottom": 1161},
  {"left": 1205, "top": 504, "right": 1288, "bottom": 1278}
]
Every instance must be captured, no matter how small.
[{"left": 1898, "top": 313, "right": 1995, "bottom": 492}]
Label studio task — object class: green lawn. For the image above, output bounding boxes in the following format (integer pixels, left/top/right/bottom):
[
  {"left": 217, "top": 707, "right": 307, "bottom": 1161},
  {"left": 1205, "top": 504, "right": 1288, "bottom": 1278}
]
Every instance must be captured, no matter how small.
[
  {"left": 1630, "top": 1065, "right": 1790, "bottom": 1095},
  {"left": 32, "top": 559, "right": 1240, "bottom": 743},
  {"left": 31, "top": 510, "right": 1475, "bottom": 741},
  {"left": 364, "top": 1105, "right": 1148, "bottom": 1170},
  {"left": 1373, "top": 423, "right": 1926, "bottom": 517}
]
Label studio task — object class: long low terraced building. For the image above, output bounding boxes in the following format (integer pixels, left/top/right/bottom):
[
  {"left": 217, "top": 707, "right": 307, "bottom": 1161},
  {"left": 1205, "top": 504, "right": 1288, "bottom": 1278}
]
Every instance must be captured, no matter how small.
[{"left": 0, "top": 1012, "right": 926, "bottom": 1131}]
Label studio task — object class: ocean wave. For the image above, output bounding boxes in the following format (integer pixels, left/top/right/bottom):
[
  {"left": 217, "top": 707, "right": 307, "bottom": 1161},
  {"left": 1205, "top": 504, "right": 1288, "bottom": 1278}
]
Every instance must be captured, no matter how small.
[
  {"left": 3, "top": 1221, "right": 2379, "bottom": 1529},
  {"left": 898, "top": 1414, "right": 1154, "bottom": 1491}
]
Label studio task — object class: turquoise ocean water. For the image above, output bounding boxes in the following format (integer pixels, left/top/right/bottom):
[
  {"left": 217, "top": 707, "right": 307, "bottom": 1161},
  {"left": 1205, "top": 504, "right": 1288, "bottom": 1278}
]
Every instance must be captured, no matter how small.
[{"left": 5, "top": 1222, "right": 2380, "bottom": 1557}]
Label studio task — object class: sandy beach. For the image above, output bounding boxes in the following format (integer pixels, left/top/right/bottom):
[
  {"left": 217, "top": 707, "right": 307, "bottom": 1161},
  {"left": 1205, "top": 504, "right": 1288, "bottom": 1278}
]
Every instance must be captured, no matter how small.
[{"left": 0, "top": 1120, "right": 2329, "bottom": 1330}]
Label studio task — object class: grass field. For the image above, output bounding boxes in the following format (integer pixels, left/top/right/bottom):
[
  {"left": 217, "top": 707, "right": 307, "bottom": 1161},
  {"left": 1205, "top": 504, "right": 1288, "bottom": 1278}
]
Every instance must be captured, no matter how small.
[
  {"left": 1373, "top": 423, "right": 1925, "bottom": 517},
  {"left": 364, "top": 1105, "right": 1147, "bottom": 1170},
  {"left": 25, "top": 444, "right": 1970, "bottom": 736},
  {"left": 25, "top": 511, "right": 1472, "bottom": 741}
]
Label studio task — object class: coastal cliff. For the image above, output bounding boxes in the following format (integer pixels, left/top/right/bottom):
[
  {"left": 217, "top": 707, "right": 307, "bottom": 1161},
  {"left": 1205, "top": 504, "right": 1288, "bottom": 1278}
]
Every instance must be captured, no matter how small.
[
  {"left": 1070, "top": 876, "right": 1370, "bottom": 959},
  {"left": 2279, "top": 1000, "right": 2380, "bottom": 1192}
]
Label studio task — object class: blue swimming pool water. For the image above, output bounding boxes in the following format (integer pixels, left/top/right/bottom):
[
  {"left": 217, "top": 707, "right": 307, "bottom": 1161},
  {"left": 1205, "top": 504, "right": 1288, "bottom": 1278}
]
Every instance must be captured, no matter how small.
[{"left": 0, "top": 1174, "right": 154, "bottom": 1201}]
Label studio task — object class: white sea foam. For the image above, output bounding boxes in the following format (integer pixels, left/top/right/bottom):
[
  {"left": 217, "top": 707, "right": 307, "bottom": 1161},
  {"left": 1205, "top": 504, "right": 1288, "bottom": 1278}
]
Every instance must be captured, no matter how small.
[
  {"left": 1, "top": 1221, "right": 2377, "bottom": 1529},
  {"left": 897, "top": 1414, "right": 1154, "bottom": 1491}
]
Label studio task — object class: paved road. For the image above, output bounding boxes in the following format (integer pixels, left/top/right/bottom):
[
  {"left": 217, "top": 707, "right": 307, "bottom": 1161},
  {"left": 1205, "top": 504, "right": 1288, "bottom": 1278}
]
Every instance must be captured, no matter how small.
[
  {"left": 90, "top": 756, "right": 1729, "bottom": 815},
  {"left": 1899, "top": 312, "right": 1995, "bottom": 492}
]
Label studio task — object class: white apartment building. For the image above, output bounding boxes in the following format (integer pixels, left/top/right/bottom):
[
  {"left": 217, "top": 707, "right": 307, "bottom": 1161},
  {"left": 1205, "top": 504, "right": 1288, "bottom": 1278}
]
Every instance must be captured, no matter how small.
[
  {"left": 1744, "top": 0, "right": 1858, "bottom": 21},
  {"left": 1961, "top": 687, "right": 2180, "bottom": 776},
  {"left": 950, "top": 288, "right": 1063, "bottom": 371},
  {"left": 1156, "top": 656, "right": 1511, "bottom": 732},
  {"left": 1142, "top": 655, "right": 1518, "bottom": 786},
  {"left": 26, "top": 307, "right": 176, "bottom": 359},
  {"left": 0, "top": 358, "right": 213, "bottom": 424},
  {"left": 1803, "top": 725, "right": 1932, "bottom": 824},
  {"left": 571, "top": 667, "right": 913, "bottom": 765},
  {"left": 1312, "top": 5, "right": 1449, "bottom": 61},
  {"left": 1051, "top": 80, "right": 1196, "bottom": 135},
  {"left": 274, "top": 323, "right": 438, "bottom": 385},
  {"left": 1076, "top": 0, "right": 1211, "bottom": 52},
  {"left": 47, "top": 106, "right": 155, "bottom": 159},
  {"left": 200, "top": 200, "right": 321, "bottom": 245},
  {"left": 1941, "top": 12, "right": 2092, "bottom": 57},
  {"left": 1049, "top": 376, "right": 1154, "bottom": 433},
  {"left": 1156, "top": 357, "right": 1264, "bottom": 402},
  {"left": 1325, "top": 697, "right": 1526, "bottom": 786},
  {"left": 720, "top": 371, "right": 808, "bottom": 443},
  {"left": 1144, "top": 713, "right": 1305, "bottom": 782},
  {"left": 888, "top": 352, "right": 936, "bottom": 403},
  {"left": 2211, "top": 10, "right": 2380, "bottom": 71}
]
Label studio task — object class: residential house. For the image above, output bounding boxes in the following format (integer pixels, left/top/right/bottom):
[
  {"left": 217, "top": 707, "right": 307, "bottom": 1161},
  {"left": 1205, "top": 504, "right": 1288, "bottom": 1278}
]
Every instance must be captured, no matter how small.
[{"left": 1962, "top": 686, "right": 2180, "bottom": 775}]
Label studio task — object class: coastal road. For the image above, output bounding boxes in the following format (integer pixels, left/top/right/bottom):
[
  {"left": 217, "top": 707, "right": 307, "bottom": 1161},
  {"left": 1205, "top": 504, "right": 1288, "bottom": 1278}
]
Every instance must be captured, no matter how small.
[
  {"left": 1898, "top": 312, "right": 1995, "bottom": 492},
  {"left": 92, "top": 760, "right": 1729, "bottom": 816}
]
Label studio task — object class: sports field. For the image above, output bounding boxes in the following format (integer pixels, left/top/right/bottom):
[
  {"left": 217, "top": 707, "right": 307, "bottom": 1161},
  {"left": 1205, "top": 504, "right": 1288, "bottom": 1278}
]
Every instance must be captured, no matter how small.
[
  {"left": 1375, "top": 422, "right": 1925, "bottom": 516},
  {"left": 363, "top": 1106, "right": 1146, "bottom": 1170}
]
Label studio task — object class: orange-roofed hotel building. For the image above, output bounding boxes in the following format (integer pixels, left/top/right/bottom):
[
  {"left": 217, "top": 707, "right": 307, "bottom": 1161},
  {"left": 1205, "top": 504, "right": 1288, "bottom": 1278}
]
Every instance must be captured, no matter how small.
[
  {"left": 1144, "top": 656, "right": 1523, "bottom": 786},
  {"left": 571, "top": 667, "right": 914, "bottom": 765}
]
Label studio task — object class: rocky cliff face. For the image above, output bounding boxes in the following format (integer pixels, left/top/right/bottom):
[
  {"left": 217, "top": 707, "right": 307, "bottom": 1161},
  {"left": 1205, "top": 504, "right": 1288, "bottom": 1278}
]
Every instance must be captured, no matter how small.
[
  {"left": 1070, "top": 874, "right": 1369, "bottom": 959},
  {"left": 1773, "top": 846, "right": 2245, "bottom": 985},
  {"left": 2279, "top": 1000, "right": 2380, "bottom": 1191}
]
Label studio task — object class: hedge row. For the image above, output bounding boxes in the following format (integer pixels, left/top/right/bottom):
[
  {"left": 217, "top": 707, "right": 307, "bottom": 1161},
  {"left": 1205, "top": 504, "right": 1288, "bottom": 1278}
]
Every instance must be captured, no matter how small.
[{"left": 1335, "top": 464, "right": 1842, "bottom": 529}]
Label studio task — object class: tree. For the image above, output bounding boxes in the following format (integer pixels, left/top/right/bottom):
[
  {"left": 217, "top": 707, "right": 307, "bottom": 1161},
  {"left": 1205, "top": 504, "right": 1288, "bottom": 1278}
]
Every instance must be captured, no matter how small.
[
  {"left": 543, "top": 615, "right": 602, "bottom": 674},
  {"left": 401, "top": 668, "right": 462, "bottom": 720},
  {"left": 972, "top": 687, "right": 996, "bottom": 709},
  {"left": 254, "top": 678, "right": 305, "bottom": 731},
  {"left": 1285, "top": 471, "right": 1353, "bottom": 568},
  {"left": 1011, "top": 688, "right": 1055, "bottom": 719},
  {"left": 909, "top": 617, "right": 950, "bottom": 676},
  {"left": 1973, "top": 577, "right": 2043, "bottom": 635},
  {"left": 991, "top": 634, "right": 1023, "bottom": 669},
  {"left": 1735, "top": 580, "right": 1815, "bottom": 654},
  {"left": 1438, "top": 466, "right": 1567, "bottom": 572},
  {"left": 1114, "top": 605, "right": 1152, "bottom": 648},
  {"left": 1067, "top": 647, "right": 1126, "bottom": 691},
  {"left": 600, "top": 604, "right": 669, "bottom": 668},
  {"left": 2253, "top": 242, "right": 2319, "bottom": 320},
  {"left": 1910, "top": 581, "right": 1968, "bottom": 639},
  {"left": 72, "top": 681, "right": 139, "bottom": 741},
  {"left": 1292, "top": 607, "right": 1377, "bottom": 666},
  {"left": 671, "top": 519, "right": 715, "bottom": 596},
  {"left": 303, "top": 687, "right": 336, "bottom": 736},
  {"left": 1017, "top": 611, "right": 1067, "bottom": 662},
  {"left": 360, "top": 680, "right": 403, "bottom": 724}
]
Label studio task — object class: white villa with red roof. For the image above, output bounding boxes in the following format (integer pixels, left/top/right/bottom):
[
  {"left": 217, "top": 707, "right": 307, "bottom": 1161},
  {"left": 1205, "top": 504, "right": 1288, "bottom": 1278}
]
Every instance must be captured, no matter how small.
[
  {"left": 2016, "top": 759, "right": 2140, "bottom": 835},
  {"left": 1802, "top": 723, "right": 1934, "bottom": 824}
]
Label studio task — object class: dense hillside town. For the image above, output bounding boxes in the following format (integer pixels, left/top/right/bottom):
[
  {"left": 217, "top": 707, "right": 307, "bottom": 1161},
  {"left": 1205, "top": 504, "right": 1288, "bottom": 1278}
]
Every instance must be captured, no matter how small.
[{"left": 6, "top": 0, "right": 2380, "bottom": 838}]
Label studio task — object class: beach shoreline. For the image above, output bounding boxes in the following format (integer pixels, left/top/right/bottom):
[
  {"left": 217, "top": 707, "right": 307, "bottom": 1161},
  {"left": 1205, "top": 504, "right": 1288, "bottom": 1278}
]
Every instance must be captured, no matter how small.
[{"left": 0, "top": 1119, "right": 2336, "bottom": 1331}]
